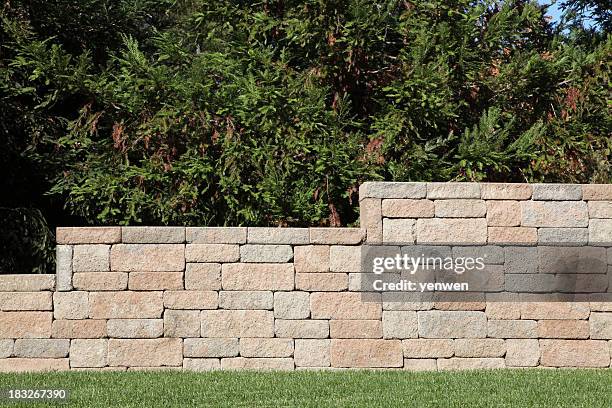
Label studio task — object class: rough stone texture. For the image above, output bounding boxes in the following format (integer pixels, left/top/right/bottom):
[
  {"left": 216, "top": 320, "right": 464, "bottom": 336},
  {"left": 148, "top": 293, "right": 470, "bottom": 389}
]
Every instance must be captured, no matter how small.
[
  {"left": 480, "top": 183, "right": 532, "bottom": 200},
  {"left": 0, "top": 340, "right": 13, "bottom": 358},
  {"left": 247, "top": 228, "right": 309, "bottom": 244},
  {"left": 537, "top": 320, "right": 589, "bottom": 339},
  {"left": 416, "top": 219, "right": 487, "bottom": 244},
  {"left": 382, "top": 311, "right": 418, "bottom": 339},
  {"left": 505, "top": 339, "right": 539, "bottom": 367},
  {"left": 330, "top": 320, "right": 382, "bottom": 339},
  {"left": 0, "top": 275, "right": 55, "bottom": 292},
  {"left": 0, "top": 358, "right": 69, "bottom": 372},
  {"left": 240, "top": 244, "right": 293, "bottom": 263},
  {"left": 107, "top": 319, "right": 163, "bottom": 339},
  {"left": 485, "top": 301, "right": 521, "bottom": 321},
  {"left": 403, "top": 359, "right": 437, "bottom": 371},
  {"left": 504, "top": 247, "right": 537, "bottom": 274},
  {"left": 488, "top": 227, "right": 537, "bottom": 244},
  {"left": 56, "top": 227, "right": 121, "bottom": 244},
  {"left": 184, "top": 338, "right": 239, "bottom": 357},
  {"left": 360, "top": 198, "right": 382, "bottom": 243},
  {"left": 219, "top": 291, "right": 273, "bottom": 310},
  {"left": 582, "top": 184, "right": 612, "bottom": 201},
  {"left": 163, "top": 291, "right": 217, "bottom": 310},
  {"left": 275, "top": 320, "right": 329, "bottom": 338},
  {"left": 589, "top": 219, "right": 612, "bottom": 245},
  {"left": 186, "top": 227, "right": 247, "bottom": 244},
  {"left": 240, "top": 338, "right": 293, "bottom": 358},
  {"left": 186, "top": 244, "right": 239, "bottom": 263},
  {"left": 331, "top": 339, "right": 402, "bottom": 368},
  {"left": 296, "top": 273, "right": 348, "bottom": 292},
  {"left": 0, "top": 292, "right": 51, "bottom": 311},
  {"left": 295, "top": 339, "right": 330, "bottom": 367},
  {"left": 221, "top": 357, "right": 294, "bottom": 370},
  {"left": 274, "top": 292, "right": 310, "bottom": 319},
  {"left": 53, "top": 291, "right": 88, "bottom": 320},
  {"left": 0, "top": 312, "right": 52, "bottom": 338},
  {"left": 222, "top": 263, "right": 294, "bottom": 290},
  {"left": 520, "top": 302, "right": 590, "bottom": 320},
  {"left": 294, "top": 245, "right": 329, "bottom": 273},
  {"left": 454, "top": 339, "right": 505, "bottom": 358},
  {"left": 122, "top": 227, "right": 185, "bottom": 243},
  {"left": 540, "top": 340, "right": 610, "bottom": 367},
  {"left": 590, "top": 313, "right": 612, "bottom": 339},
  {"left": 164, "top": 310, "right": 200, "bottom": 337},
  {"left": 402, "top": 339, "right": 454, "bottom": 358},
  {"left": 72, "top": 245, "right": 110, "bottom": 272},
  {"left": 487, "top": 320, "right": 537, "bottom": 338},
  {"left": 311, "top": 293, "right": 381, "bottom": 319},
  {"left": 383, "top": 218, "right": 415, "bottom": 243},
  {"left": 434, "top": 199, "right": 486, "bottom": 218},
  {"left": 329, "top": 246, "right": 361, "bottom": 272},
  {"left": 128, "top": 272, "right": 182, "bottom": 291},
  {"left": 427, "top": 183, "right": 480, "bottom": 199},
  {"left": 14, "top": 339, "right": 69, "bottom": 358},
  {"left": 56, "top": 245, "right": 72, "bottom": 291},
  {"left": 532, "top": 184, "right": 582, "bottom": 200},
  {"left": 201, "top": 310, "right": 274, "bottom": 338},
  {"left": 111, "top": 244, "right": 184, "bottom": 271},
  {"left": 438, "top": 358, "right": 505, "bottom": 370},
  {"left": 52, "top": 320, "right": 106, "bottom": 339},
  {"left": 382, "top": 199, "right": 434, "bottom": 218},
  {"left": 185, "top": 263, "right": 221, "bottom": 290},
  {"left": 309, "top": 228, "right": 364, "bottom": 245},
  {"left": 89, "top": 291, "right": 162, "bottom": 319},
  {"left": 522, "top": 201, "right": 588, "bottom": 227},
  {"left": 588, "top": 201, "right": 612, "bottom": 218},
  {"left": 107, "top": 339, "right": 182, "bottom": 367},
  {"left": 417, "top": 311, "right": 486, "bottom": 338},
  {"left": 486, "top": 201, "right": 521, "bottom": 226},
  {"left": 360, "top": 182, "right": 427, "bottom": 199},
  {"left": 70, "top": 339, "right": 107, "bottom": 368},
  {"left": 73, "top": 272, "right": 128, "bottom": 291},
  {"left": 183, "top": 358, "right": 221, "bottom": 371},
  {"left": 538, "top": 228, "right": 588, "bottom": 245}
]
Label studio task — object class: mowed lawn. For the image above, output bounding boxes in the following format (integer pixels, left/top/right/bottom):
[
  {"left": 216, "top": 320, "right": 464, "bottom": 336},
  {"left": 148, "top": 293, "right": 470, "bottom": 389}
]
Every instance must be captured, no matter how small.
[{"left": 0, "top": 369, "right": 610, "bottom": 407}]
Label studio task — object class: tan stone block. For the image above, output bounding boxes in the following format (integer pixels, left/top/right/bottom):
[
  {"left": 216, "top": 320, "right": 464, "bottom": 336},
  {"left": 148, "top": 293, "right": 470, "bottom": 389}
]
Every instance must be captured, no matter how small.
[
  {"left": 0, "top": 292, "right": 51, "bottom": 311},
  {"left": 583, "top": 184, "right": 612, "bottom": 200},
  {"left": 52, "top": 320, "right": 106, "bottom": 339},
  {"left": 382, "top": 311, "right": 418, "bottom": 339},
  {"left": 383, "top": 219, "right": 415, "bottom": 244},
  {"left": 403, "top": 359, "right": 437, "bottom": 371},
  {"left": 520, "top": 302, "right": 590, "bottom": 320},
  {"left": 537, "top": 320, "right": 589, "bottom": 339},
  {"left": 532, "top": 184, "right": 582, "bottom": 200},
  {"left": 454, "top": 339, "right": 505, "bottom": 357},
  {"left": 505, "top": 339, "right": 539, "bottom": 367},
  {"left": 522, "top": 201, "right": 588, "bottom": 227},
  {"left": 183, "top": 338, "right": 239, "bottom": 358},
  {"left": 240, "top": 244, "right": 293, "bottom": 263},
  {"left": 331, "top": 339, "right": 403, "bottom": 368},
  {"left": 0, "top": 312, "right": 53, "bottom": 339},
  {"left": 540, "top": 340, "right": 610, "bottom": 367},
  {"left": 295, "top": 273, "right": 348, "bottom": 292},
  {"left": 56, "top": 227, "right": 121, "bottom": 244},
  {"left": 275, "top": 320, "right": 329, "bottom": 338},
  {"left": 309, "top": 228, "right": 365, "bottom": 245},
  {"left": 164, "top": 310, "right": 200, "bottom": 337},
  {"left": 247, "top": 228, "right": 309, "bottom": 244},
  {"left": 0, "top": 340, "right": 12, "bottom": 358},
  {"left": 486, "top": 201, "right": 521, "bottom": 226},
  {"left": 222, "top": 263, "right": 294, "bottom": 290},
  {"left": 186, "top": 227, "right": 247, "bottom": 244},
  {"left": 183, "top": 358, "right": 221, "bottom": 371},
  {"left": 121, "top": 227, "right": 185, "bottom": 243},
  {"left": 201, "top": 310, "right": 274, "bottom": 338},
  {"left": 274, "top": 292, "right": 309, "bottom": 319},
  {"left": 438, "top": 358, "right": 505, "bottom": 370},
  {"left": 110, "top": 244, "right": 184, "bottom": 271},
  {"left": 14, "top": 339, "right": 69, "bottom": 358},
  {"left": 73, "top": 245, "right": 110, "bottom": 272},
  {"left": 329, "top": 246, "right": 362, "bottom": 272},
  {"left": 0, "top": 275, "right": 54, "bottom": 292},
  {"left": 311, "top": 292, "right": 381, "bottom": 319},
  {"left": 427, "top": 183, "right": 480, "bottom": 199},
  {"left": 108, "top": 338, "right": 182, "bottom": 367},
  {"left": 330, "top": 320, "right": 382, "bottom": 339},
  {"left": 294, "top": 246, "right": 329, "bottom": 272},
  {"left": 487, "top": 320, "right": 537, "bottom": 338},
  {"left": 185, "top": 263, "right": 221, "bottom": 290},
  {"left": 219, "top": 291, "right": 273, "bottom": 310},
  {"left": 0, "top": 358, "right": 68, "bottom": 372},
  {"left": 70, "top": 339, "right": 107, "bottom": 368},
  {"left": 163, "top": 291, "right": 217, "bottom": 310},
  {"left": 402, "top": 339, "right": 454, "bottom": 358},
  {"left": 360, "top": 182, "right": 427, "bottom": 199},
  {"left": 480, "top": 183, "right": 532, "bottom": 200},
  {"left": 434, "top": 199, "right": 486, "bottom": 218},
  {"left": 128, "top": 272, "right": 182, "bottom": 290},
  {"left": 416, "top": 219, "right": 487, "bottom": 244},
  {"left": 89, "top": 291, "right": 162, "bottom": 319},
  {"left": 56, "top": 245, "right": 72, "bottom": 291},
  {"left": 417, "top": 311, "right": 486, "bottom": 338},
  {"left": 221, "top": 357, "right": 294, "bottom": 370},
  {"left": 488, "top": 227, "right": 537, "bottom": 244},
  {"left": 53, "top": 292, "right": 88, "bottom": 319},
  {"left": 588, "top": 201, "right": 612, "bottom": 218},
  {"left": 73, "top": 272, "right": 128, "bottom": 291},
  {"left": 107, "top": 319, "right": 163, "bottom": 338},
  {"left": 295, "top": 339, "right": 330, "bottom": 367},
  {"left": 485, "top": 293, "right": 521, "bottom": 320},
  {"left": 590, "top": 313, "right": 612, "bottom": 339},
  {"left": 434, "top": 302, "right": 486, "bottom": 311},
  {"left": 589, "top": 219, "right": 612, "bottom": 245},
  {"left": 185, "top": 244, "right": 239, "bottom": 263},
  {"left": 381, "top": 199, "right": 434, "bottom": 218},
  {"left": 360, "top": 198, "right": 382, "bottom": 243},
  {"left": 240, "top": 338, "right": 293, "bottom": 358}
]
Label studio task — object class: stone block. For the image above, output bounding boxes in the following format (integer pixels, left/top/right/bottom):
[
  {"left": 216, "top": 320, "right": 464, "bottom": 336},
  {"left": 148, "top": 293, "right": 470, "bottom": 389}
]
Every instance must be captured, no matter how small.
[
  {"left": 186, "top": 227, "right": 247, "bottom": 244},
  {"left": 311, "top": 292, "right": 381, "bottom": 319},
  {"left": 240, "top": 244, "right": 293, "bottom": 263},
  {"left": 417, "top": 311, "right": 486, "bottom": 338},
  {"left": 0, "top": 358, "right": 68, "bottom": 372},
  {"left": 89, "top": 291, "right": 162, "bottom": 319},
  {"left": 532, "top": 184, "right": 582, "bottom": 200},
  {"left": 582, "top": 184, "right": 612, "bottom": 201},
  {"left": 240, "top": 338, "right": 293, "bottom": 358},
  {"left": 72, "top": 245, "right": 110, "bottom": 272},
  {"left": 486, "top": 201, "right": 521, "bottom": 226},
  {"left": 480, "top": 183, "right": 532, "bottom": 200},
  {"left": 163, "top": 291, "right": 217, "bottom": 310},
  {"left": 14, "top": 339, "right": 69, "bottom": 358},
  {"left": 537, "top": 228, "right": 588, "bottom": 245},
  {"left": 56, "top": 245, "right": 72, "bottom": 291},
  {"left": 275, "top": 320, "right": 329, "bottom": 338},
  {"left": 402, "top": 339, "right": 454, "bottom": 358},
  {"left": 183, "top": 358, "right": 221, "bottom": 371},
  {"left": 382, "top": 311, "right": 418, "bottom": 339},
  {"left": 111, "top": 244, "right": 185, "bottom": 271},
  {"left": 70, "top": 339, "right": 107, "bottom": 368},
  {"left": 589, "top": 219, "right": 612, "bottom": 245},
  {"left": 588, "top": 201, "right": 612, "bottom": 218},
  {"left": 330, "top": 320, "right": 382, "bottom": 339},
  {"left": 121, "top": 227, "right": 185, "bottom": 243},
  {"left": 0, "top": 340, "right": 12, "bottom": 358},
  {"left": 247, "top": 228, "right": 309, "bottom": 244},
  {"left": 184, "top": 338, "right": 239, "bottom": 358},
  {"left": 56, "top": 227, "right": 120, "bottom": 244},
  {"left": 330, "top": 339, "right": 402, "bottom": 368},
  {"left": 416, "top": 219, "right": 487, "bottom": 244},
  {"left": 329, "top": 246, "right": 362, "bottom": 272},
  {"left": 295, "top": 339, "right": 330, "bottom": 367},
  {"left": 0, "top": 275, "right": 54, "bottom": 292},
  {"left": 108, "top": 339, "right": 182, "bottom": 367},
  {"left": 185, "top": 244, "right": 239, "bottom": 263},
  {"left": 383, "top": 219, "right": 415, "bottom": 244},
  {"left": 128, "top": 272, "right": 182, "bottom": 290},
  {"left": 487, "top": 320, "right": 537, "bottom": 338},
  {"left": 403, "top": 359, "right": 437, "bottom": 371},
  {"left": 294, "top": 246, "right": 329, "bottom": 272},
  {"left": 53, "top": 291, "right": 88, "bottom": 319},
  {"left": 295, "top": 273, "right": 348, "bottom": 292},
  {"left": 274, "top": 292, "right": 310, "bottom": 319},
  {"left": 540, "top": 340, "right": 610, "bottom": 367},
  {"left": 488, "top": 227, "right": 537, "bottom": 244},
  {"left": 52, "top": 320, "right": 106, "bottom": 339},
  {"left": 504, "top": 247, "right": 537, "bottom": 274},
  {"left": 454, "top": 339, "right": 505, "bottom": 357},
  {"left": 434, "top": 199, "right": 486, "bottom": 218},
  {"left": 185, "top": 263, "right": 221, "bottom": 290},
  {"left": 505, "top": 339, "right": 539, "bottom": 367},
  {"left": 360, "top": 198, "right": 382, "bottom": 243},
  {"left": 590, "top": 313, "right": 612, "bottom": 339},
  {"left": 522, "top": 201, "right": 588, "bottom": 227},
  {"left": 382, "top": 199, "right": 434, "bottom": 218},
  {"left": 427, "top": 183, "right": 480, "bottom": 199},
  {"left": 222, "top": 263, "right": 293, "bottom": 290},
  {"left": 537, "top": 320, "right": 589, "bottom": 339},
  {"left": 520, "top": 302, "right": 590, "bottom": 320},
  {"left": 219, "top": 291, "right": 273, "bottom": 310},
  {"left": 438, "top": 358, "right": 505, "bottom": 370},
  {"left": 360, "top": 182, "right": 427, "bottom": 199},
  {"left": 73, "top": 272, "right": 128, "bottom": 291},
  {"left": 0, "top": 312, "right": 52, "bottom": 339},
  {"left": 221, "top": 357, "right": 294, "bottom": 370},
  {"left": 107, "top": 319, "right": 163, "bottom": 338},
  {"left": 309, "top": 228, "right": 364, "bottom": 244},
  {"left": 0, "top": 292, "right": 51, "bottom": 311},
  {"left": 201, "top": 310, "right": 274, "bottom": 338},
  {"left": 164, "top": 310, "right": 200, "bottom": 337}
]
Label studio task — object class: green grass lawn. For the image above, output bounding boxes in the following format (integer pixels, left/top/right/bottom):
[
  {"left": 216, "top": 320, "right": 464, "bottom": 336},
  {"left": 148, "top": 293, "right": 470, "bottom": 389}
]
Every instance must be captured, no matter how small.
[{"left": 0, "top": 370, "right": 610, "bottom": 407}]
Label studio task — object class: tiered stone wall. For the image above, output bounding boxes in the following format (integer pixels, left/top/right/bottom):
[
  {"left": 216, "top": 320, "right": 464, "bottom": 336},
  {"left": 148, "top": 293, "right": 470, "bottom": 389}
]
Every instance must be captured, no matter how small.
[{"left": 0, "top": 182, "right": 611, "bottom": 371}]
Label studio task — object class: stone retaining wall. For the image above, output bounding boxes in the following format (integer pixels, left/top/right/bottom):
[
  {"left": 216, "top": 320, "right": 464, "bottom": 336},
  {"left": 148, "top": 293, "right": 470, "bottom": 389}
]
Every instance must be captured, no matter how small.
[{"left": 1, "top": 182, "right": 611, "bottom": 371}]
